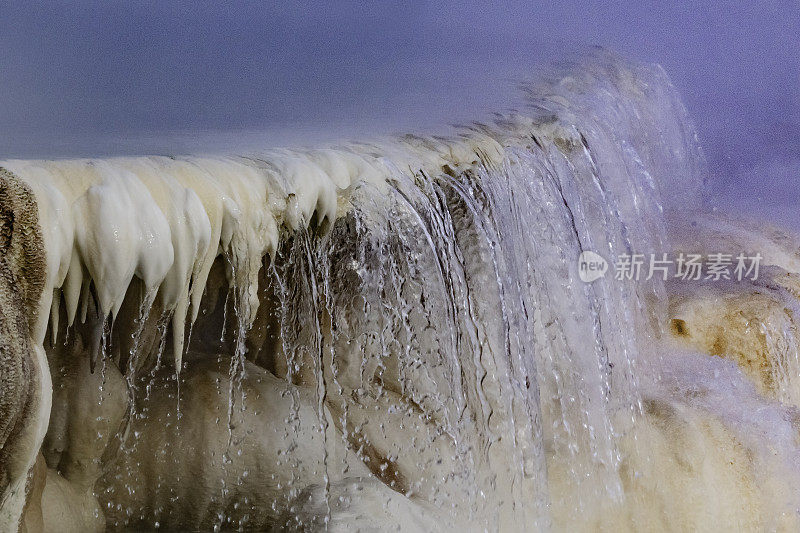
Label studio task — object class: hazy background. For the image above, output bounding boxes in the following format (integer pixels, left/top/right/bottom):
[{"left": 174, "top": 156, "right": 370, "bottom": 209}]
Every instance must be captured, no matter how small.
[{"left": 0, "top": 1, "right": 798, "bottom": 225}]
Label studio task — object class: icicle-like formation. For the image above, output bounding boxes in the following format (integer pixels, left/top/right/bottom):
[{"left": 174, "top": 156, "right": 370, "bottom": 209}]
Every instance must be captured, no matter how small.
[{"left": 10, "top": 52, "right": 800, "bottom": 532}]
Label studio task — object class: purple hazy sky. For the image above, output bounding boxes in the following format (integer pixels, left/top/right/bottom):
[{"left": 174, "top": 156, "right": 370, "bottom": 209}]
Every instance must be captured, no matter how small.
[{"left": 0, "top": 1, "right": 798, "bottom": 222}]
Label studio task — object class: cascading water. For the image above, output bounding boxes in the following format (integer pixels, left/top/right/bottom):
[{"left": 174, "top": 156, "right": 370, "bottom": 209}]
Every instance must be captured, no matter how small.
[{"left": 3, "top": 52, "right": 800, "bottom": 532}]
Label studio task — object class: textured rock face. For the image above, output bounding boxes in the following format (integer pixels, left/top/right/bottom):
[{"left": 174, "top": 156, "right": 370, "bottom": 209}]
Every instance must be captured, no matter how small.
[
  {"left": 665, "top": 212, "right": 800, "bottom": 408},
  {"left": 669, "top": 283, "right": 800, "bottom": 402},
  {"left": 0, "top": 169, "right": 47, "bottom": 532}
]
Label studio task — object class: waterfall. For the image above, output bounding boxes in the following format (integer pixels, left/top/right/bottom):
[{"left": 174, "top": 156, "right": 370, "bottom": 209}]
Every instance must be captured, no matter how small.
[{"left": 3, "top": 52, "right": 800, "bottom": 532}]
